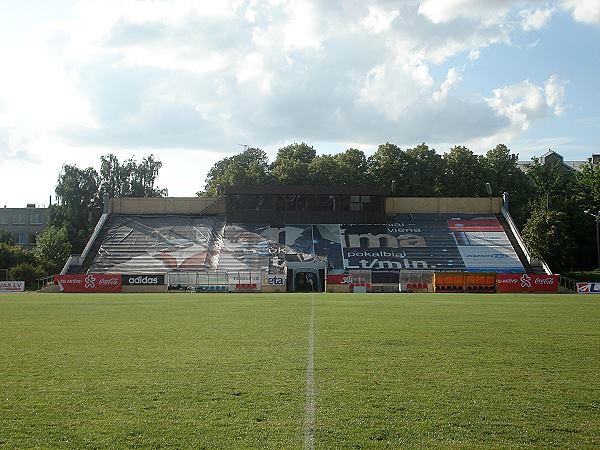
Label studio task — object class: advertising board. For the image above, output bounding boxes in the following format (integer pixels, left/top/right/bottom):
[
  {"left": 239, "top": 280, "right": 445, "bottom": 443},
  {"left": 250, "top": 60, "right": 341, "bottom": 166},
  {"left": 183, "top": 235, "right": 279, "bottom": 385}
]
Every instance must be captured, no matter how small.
[
  {"left": 0, "top": 281, "right": 25, "bottom": 293},
  {"left": 263, "top": 274, "right": 286, "bottom": 286},
  {"left": 228, "top": 272, "right": 262, "bottom": 285},
  {"left": 326, "top": 274, "right": 353, "bottom": 285},
  {"left": 121, "top": 274, "right": 165, "bottom": 285},
  {"left": 54, "top": 274, "right": 122, "bottom": 293},
  {"left": 495, "top": 274, "right": 558, "bottom": 293},
  {"left": 576, "top": 282, "right": 600, "bottom": 294}
]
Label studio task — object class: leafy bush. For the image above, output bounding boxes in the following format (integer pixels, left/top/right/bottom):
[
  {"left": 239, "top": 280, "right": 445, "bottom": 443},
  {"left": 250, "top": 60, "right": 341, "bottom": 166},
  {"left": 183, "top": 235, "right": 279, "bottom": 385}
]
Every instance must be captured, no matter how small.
[
  {"left": 0, "top": 229, "right": 15, "bottom": 245},
  {"left": 8, "top": 263, "right": 46, "bottom": 290},
  {"left": 34, "top": 226, "right": 72, "bottom": 274}
]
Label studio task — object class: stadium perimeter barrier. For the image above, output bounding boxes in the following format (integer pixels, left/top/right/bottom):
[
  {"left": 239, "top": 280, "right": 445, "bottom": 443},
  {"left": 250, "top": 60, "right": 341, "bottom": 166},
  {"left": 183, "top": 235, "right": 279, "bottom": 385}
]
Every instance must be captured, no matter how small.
[
  {"left": 435, "top": 273, "right": 496, "bottom": 293},
  {"left": 167, "top": 271, "right": 264, "bottom": 293},
  {"left": 326, "top": 271, "right": 372, "bottom": 293},
  {"left": 48, "top": 271, "right": 559, "bottom": 294},
  {"left": 400, "top": 271, "right": 434, "bottom": 293}
]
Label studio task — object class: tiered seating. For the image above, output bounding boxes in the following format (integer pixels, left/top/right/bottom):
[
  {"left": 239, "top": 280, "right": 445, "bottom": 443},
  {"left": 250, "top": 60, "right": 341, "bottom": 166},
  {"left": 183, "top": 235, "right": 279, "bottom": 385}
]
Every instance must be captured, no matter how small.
[
  {"left": 87, "top": 213, "right": 526, "bottom": 275},
  {"left": 215, "top": 224, "right": 272, "bottom": 273},
  {"left": 88, "top": 215, "right": 225, "bottom": 274}
]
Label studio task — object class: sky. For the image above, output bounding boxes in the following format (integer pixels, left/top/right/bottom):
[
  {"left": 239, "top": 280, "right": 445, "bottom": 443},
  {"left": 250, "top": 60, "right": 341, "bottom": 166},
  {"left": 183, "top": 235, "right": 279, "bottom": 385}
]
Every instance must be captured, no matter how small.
[{"left": 0, "top": 0, "right": 599, "bottom": 207}]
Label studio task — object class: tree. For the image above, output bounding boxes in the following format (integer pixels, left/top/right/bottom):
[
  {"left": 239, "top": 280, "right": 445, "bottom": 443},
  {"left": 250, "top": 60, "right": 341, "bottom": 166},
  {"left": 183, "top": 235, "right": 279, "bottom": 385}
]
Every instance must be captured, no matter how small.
[
  {"left": 526, "top": 157, "right": 577, "bottom": 210},
  {"left": 482, "top": 144, "right": 534, "bottom": 225},
  {"left": 100, "top": 154, "right": 168, "bottom": 198},
  {"left": 334, "top": 148, "right": 370, "bottom": 185},
  {"left": 51, "top": 154, "right": 168, "bottom": 251},
  {"left": 576, "top": 160, "right": 600, "bottom": 213},
  {"left": 271, "top": 143, "right": 316, "bottom": 185},
  {"left": 34, "top": 226, "right": 72, "bottom": 274},
  {"left": 403, "top": 143, "right": 445, "bottom": 196},
  {"left": 522, "top": 208, "right": 576, "bottom": 271},
  {"left": 522, "top": 157, "right": 593, "bottom": 268},
  {"left": 308, "top": 154, "right": 343, "bottom": 184},
  {"left": 8, "top": 262, "right": 45, "bottom": 290},
  {"left": 367, "top": 143, "right": 408, "bottom": 190},
  {"left": 442, "top": 146, "right": 486, "bottom": 196},
  {"left": 0, "top": 229, "right": 15, "bottom": 245},
  {"left": 0, "top": 243, "right": 37, "bottom": 271},
  {"left": 51, "top": 165, "right": 101, "bottom": 253},
  {"left": 200, "top": 147, "right": 271, "bottom": 196}
]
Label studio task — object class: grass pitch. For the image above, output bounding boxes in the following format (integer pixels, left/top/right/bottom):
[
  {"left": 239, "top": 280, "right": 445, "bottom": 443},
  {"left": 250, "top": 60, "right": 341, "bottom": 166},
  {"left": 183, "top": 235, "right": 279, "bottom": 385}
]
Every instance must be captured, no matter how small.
[{"left": 0, "top": 293, "right": 599, "bottom": 449}]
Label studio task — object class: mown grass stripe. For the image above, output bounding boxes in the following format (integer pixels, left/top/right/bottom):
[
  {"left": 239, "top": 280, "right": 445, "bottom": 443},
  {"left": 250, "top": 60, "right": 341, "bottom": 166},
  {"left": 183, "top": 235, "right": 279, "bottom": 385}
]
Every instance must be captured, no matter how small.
[{"left": 304, "top": 293, "right": 316, "bottom": 450}]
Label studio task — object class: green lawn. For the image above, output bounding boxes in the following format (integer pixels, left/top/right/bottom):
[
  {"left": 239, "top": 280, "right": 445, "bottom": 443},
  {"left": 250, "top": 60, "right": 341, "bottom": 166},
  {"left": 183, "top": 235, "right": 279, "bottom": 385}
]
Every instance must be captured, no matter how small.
[{"left": 0, "top": 293, "right": 599, "bottom": 449}]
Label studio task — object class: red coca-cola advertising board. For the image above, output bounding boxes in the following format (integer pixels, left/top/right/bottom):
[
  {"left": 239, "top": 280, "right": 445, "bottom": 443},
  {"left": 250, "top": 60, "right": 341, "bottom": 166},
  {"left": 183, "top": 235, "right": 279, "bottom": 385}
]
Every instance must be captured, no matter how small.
[
  {"left": 54, "top": 274, "right": 122, "bottom": 293},
  {"left": 495, "top": 274, "right": 558, "bottom": 293}
]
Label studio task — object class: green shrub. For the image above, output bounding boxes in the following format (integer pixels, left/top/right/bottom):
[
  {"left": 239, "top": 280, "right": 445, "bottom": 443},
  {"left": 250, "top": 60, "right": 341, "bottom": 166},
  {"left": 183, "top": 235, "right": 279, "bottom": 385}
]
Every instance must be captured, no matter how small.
[{"left": 8, "top": 263, "right": 46, "bottom": 290}]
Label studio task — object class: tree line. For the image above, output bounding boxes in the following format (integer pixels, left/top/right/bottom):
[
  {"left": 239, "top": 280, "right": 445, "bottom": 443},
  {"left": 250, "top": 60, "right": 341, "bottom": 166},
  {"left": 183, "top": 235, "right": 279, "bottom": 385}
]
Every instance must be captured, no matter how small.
[
  {"left": 199, "top": 142, "right": 600, "bottom": 271},
  {"left": 3, "top": 143, "right": 599, "bottom": 287}
]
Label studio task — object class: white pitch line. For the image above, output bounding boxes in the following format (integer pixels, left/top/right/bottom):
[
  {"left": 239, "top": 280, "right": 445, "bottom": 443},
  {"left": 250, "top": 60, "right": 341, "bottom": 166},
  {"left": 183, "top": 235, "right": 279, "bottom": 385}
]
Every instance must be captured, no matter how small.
[{"left": 304, "top": 293, "right": 316, "bottom": 450}]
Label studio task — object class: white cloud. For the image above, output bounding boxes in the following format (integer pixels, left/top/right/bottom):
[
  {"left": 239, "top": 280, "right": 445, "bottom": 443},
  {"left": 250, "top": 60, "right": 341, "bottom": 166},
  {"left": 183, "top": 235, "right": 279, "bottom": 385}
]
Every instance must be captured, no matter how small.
[
  {"left": 282, "top": 1, "right": 322, "bottom": 51},
  {"left": 418, "top": 0, "right": 514, "bottom": 25},
  {"left": 561, "top": 0, "right": 600, "bottom": 24},
  {"left": 0, "top": 41, "right": 95, "bottom": 133},
  {"left": 545, "top": 75, "right": 566, "bottom": 115},
  {"left": 236, "top": 52, "right": 272, "bottom": 93},
  {"left": 359, "top": 55, "right": 434, "bottom": 119},
  {"left": 433, "top": 67, "right": 462, "bottom": 102},
  {"left": 485, "top": 75, "right": 566, "bottom": 142},
  {"left": 519, "top": 8, "right": 553, "bottom": 31},
  {"left": 361, "top": 5, "right": 400, "bottom": 33}
]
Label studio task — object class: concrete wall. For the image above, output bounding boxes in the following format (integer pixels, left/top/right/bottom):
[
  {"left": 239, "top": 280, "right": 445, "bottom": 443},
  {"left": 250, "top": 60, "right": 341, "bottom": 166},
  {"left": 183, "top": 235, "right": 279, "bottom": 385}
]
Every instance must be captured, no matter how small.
[
  {"left": 111, "top": 197, "right": 226, "bottom": 215},
  {"left": 386, "top": 197, "right": 502, "bottom": 214},
  {"left": 110, "top": 196, "right": 500, "bottom": 216}
]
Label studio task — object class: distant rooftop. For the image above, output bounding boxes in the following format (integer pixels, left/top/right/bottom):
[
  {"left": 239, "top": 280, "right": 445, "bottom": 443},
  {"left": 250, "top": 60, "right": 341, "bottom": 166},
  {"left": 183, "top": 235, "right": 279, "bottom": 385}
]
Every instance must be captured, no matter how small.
[{"left": 518, "top": 150, "right": 594, "bottom": 172}]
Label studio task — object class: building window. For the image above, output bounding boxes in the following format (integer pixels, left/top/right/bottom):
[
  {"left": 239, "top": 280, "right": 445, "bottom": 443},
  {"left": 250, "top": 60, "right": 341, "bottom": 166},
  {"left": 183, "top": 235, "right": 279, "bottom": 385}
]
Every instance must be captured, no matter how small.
[
  {"left": 17, "top": 233, "right": 27, "bottom": 245},
  {"left": 29, "top": 233, "right": 38, "bottom": 245},
  {"left": 350, "top": 195, "right": 362, "bottom": 211},
  {"left": 13, "top": 213, "right": 26, "bottom": 225},
  {"left": 30, "top": 213, "right": 42, "bottom": 225},
  {"left": 0, "top": 213, "right": 8, "bottom": 225}
]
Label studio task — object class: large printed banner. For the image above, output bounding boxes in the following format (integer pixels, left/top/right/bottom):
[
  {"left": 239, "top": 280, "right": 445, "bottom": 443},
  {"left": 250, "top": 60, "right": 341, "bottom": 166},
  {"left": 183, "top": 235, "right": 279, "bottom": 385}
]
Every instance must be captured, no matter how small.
[
  {"left": 54, "top": 274, "right": 122, "bottom": 293},
  {"left": 496, "top": 274, "right": 558, "bottom": 293},
  {"left": 0, "top": 281, "right": 25, "bottom": 293},
  {"left": 87, "top": 214, "right": 526, "bottom": 274},
  {"left": 576, "top": 282, "right": 600, "bottom": 294},
  {"left": 340, "top": 215, "right": 524, "bottom": 273}
]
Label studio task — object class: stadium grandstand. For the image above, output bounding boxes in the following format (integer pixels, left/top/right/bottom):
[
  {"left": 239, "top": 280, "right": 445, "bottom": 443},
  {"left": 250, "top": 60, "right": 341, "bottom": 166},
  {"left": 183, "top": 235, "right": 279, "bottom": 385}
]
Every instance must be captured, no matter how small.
[{"left": 56, "top": 186, "right": 552, "bottom": 294}]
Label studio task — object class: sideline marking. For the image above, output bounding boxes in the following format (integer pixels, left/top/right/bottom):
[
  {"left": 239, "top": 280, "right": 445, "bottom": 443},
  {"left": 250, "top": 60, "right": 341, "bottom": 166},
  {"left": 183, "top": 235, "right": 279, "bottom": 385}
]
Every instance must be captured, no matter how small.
[{"left": 304, "top": 293, "right": 316, "bottom": 450}]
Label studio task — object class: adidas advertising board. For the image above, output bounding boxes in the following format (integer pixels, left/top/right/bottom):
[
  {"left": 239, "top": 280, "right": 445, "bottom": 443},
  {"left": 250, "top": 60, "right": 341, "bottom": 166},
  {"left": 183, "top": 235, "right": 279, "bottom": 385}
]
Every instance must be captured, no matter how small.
[{"left": 122, "top": 274, "right": 165, "bottom": 285}]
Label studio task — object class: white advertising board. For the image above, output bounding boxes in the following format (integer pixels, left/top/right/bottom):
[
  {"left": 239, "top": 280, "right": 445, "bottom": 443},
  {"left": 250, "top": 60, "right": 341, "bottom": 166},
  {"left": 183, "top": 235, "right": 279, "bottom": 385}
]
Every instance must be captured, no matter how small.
[
  {"left": 576, "top": 282, "right": 600, "bottom": 294},
  {"left": 0, "top": 281, "right": 25, "bottom": 293}
]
